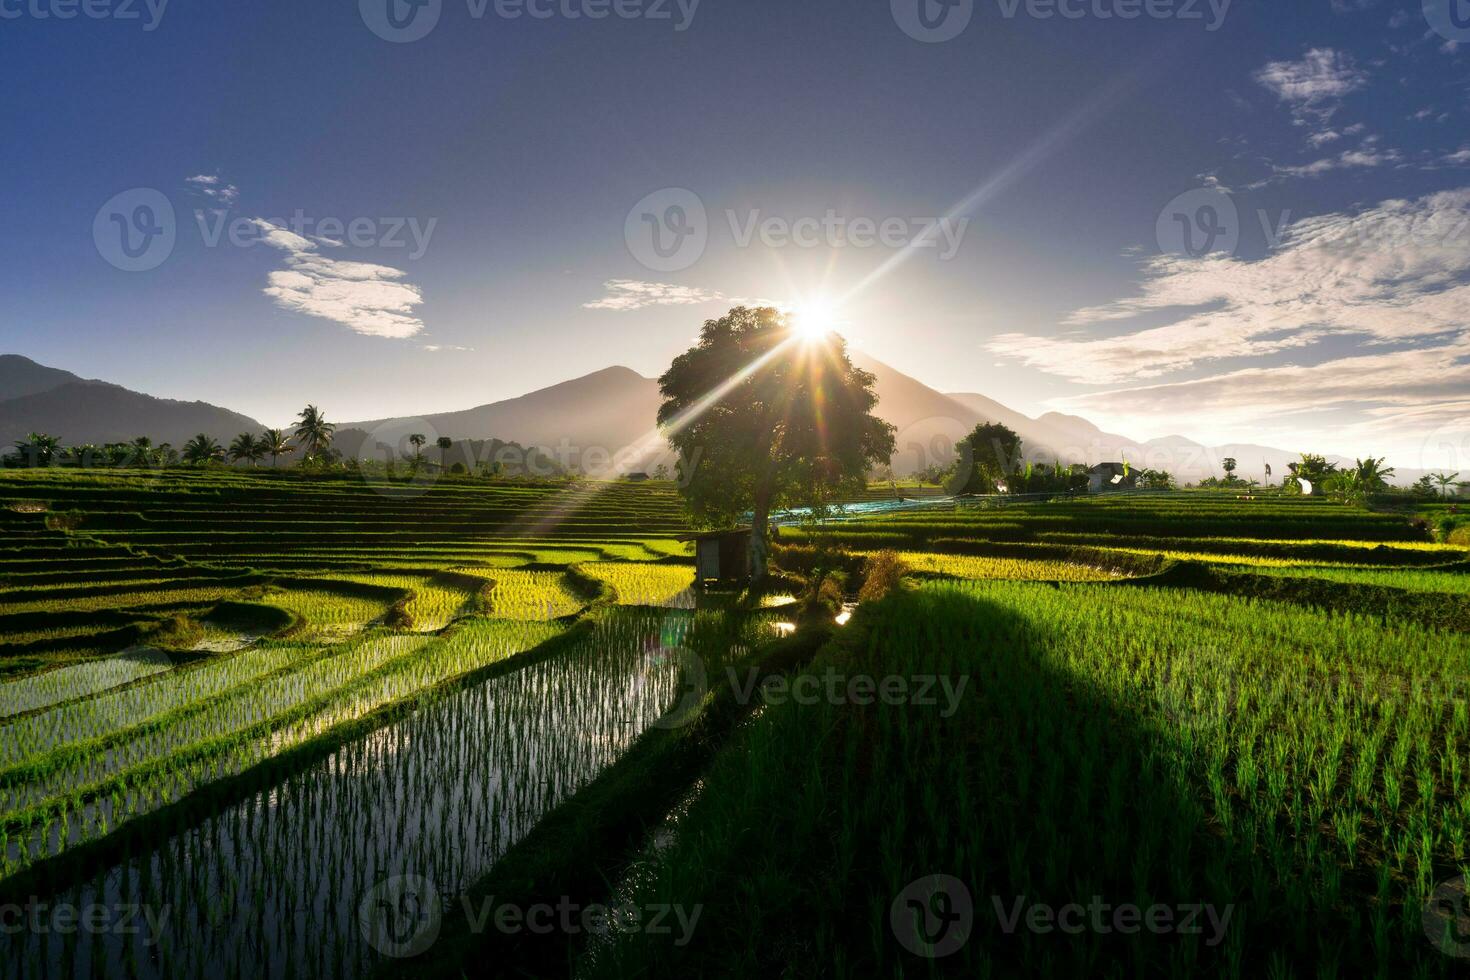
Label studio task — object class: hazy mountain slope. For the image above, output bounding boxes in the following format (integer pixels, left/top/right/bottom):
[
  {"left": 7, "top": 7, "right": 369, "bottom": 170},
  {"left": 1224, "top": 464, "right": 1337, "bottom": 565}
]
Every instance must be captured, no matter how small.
[
  {"left": 0, "top": 380, "right": 264, "bottom": 447},
  {"left": 341, "top": 366, "right": 664, "bottom": 468},
  {"left": 0, "top": 356, "right": 263, "bottom": 447},
  {"left": 0, "top": 354, "right": 84, "bottom": 402}
]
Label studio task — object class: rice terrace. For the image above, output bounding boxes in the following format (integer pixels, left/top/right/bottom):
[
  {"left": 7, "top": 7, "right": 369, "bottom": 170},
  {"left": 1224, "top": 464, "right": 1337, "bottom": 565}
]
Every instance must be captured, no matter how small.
[{"left": 9, "top": 1, "right": 1470, "bottom": 977}]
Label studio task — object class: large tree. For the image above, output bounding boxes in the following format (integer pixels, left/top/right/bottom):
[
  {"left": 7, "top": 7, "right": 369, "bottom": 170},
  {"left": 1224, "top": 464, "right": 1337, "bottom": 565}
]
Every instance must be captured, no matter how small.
[
  {"left": 948, "top": 422, "right": 1023, "bottom": 494},
  {"left": 658, "top": 306, "right": 895, "bottom": 581}
]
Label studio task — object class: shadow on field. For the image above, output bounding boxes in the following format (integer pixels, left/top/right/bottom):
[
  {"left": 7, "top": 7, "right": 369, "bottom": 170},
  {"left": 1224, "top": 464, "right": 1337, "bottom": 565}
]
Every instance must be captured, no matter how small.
[{"left": 573, "top": 585, "right": 1387, "bottom": 978}]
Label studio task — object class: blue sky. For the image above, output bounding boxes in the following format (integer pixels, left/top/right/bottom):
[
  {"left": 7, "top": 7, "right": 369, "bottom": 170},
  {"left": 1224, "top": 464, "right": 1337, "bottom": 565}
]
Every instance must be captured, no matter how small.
[{"left": 2, "top": 0, "right": 1468, "bottom": 466}]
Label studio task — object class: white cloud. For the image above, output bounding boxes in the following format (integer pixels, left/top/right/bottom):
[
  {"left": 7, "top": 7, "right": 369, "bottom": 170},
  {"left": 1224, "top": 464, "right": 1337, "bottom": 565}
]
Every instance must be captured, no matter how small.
[
  {"left": 582, "top": 280, "right": 778, "bottom": 312},
  {"left": 252, "top": 219, "right": 425, "bottom": 339},
  {"left": 1254, "top": 48, "right": 1368, "bottom": 122},
  {"left": 988, "top": 188, "right": 1470, "bottom": 384},
  {"left": 1045, "top": 340, "right": 1470, "bottom": 466},
  {"left": 583, "top": 279, "right": 724, "bottom": 311},
  {"left": 186, "top": 173, "right": 239, "bottom": 206},
  {"left": 1272, "top": 146, "right": 1404, "bottom": 178}
]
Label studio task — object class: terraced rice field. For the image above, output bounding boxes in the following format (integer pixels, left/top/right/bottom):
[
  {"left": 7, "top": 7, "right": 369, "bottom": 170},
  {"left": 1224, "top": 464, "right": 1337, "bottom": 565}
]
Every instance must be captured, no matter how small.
[{"left": 4, "top": 472, "right": 1469, "bottom": 977}]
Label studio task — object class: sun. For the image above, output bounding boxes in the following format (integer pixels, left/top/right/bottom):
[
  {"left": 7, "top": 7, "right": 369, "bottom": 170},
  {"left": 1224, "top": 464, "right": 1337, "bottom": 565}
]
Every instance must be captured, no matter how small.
[{"left": 791, "top": 297, "right": 841, "bottom": 341}]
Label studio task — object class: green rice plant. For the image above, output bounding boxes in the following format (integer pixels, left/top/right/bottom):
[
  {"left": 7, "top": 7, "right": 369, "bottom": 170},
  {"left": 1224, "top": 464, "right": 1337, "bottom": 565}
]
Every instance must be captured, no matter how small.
[
  {"left": 580, "top": 562, "right": 697, "bottom": 607},
  {"left": 484, "top": 570, "right": 586, "bottom": 620},
  {"left": 883, "top": 550, "right": 1125, "bottom": 581},
  {"left": 0, "top": 648, "right": 175, "bottom": 719}
]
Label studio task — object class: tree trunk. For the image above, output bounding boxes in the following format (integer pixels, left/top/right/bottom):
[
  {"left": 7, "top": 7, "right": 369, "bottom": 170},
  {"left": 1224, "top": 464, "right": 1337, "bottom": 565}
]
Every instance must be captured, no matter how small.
[{"left": 749, "top": 493, "right": 771, "bottom": 582}]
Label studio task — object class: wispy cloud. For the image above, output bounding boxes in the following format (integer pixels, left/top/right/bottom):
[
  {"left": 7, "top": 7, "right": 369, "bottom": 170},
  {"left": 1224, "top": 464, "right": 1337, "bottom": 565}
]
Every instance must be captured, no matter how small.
[
  {"left": 1275, "top": 146, "right": 1404, "bottom": 178},
  {"left": 186, "top": 173, "right": 239, "bottom": 206},
  {"left": 582, "top": 279, "right": 776, "bottom": 312},
  {"left": 252, "top": 219, "right": 426, "bottom": 339},
  {"left": 988, "top": 188, "right": 1470, "bottom": 384},
  {"left": 1254, "top": 48, "right": 1368, "bottom": 123}
]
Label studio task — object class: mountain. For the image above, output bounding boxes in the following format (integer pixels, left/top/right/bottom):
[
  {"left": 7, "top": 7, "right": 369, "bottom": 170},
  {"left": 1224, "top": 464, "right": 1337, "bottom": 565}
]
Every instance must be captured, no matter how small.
[
  {"left": 0, "top": 355, "right": 263, "bottom": 447},
  {"left": 4, "top": 352, "right": 1433, "bottom": 486},
  {"left": 339, "top": 366, "right": 664, "bottom": 471}
]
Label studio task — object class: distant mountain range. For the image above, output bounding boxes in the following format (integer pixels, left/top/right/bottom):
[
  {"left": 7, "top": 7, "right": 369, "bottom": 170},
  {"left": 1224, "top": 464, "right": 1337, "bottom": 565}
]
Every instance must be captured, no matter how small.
[
  {"left": 0, "top": 355, "right": 263, "bottom": 447},
  {"left": 1, "top": 352, "right": 1432, "bottom": 485}
]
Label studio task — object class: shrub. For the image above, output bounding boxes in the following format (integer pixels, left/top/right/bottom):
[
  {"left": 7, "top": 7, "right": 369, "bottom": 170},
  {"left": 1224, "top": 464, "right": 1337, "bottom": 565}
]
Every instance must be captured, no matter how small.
[{"left": 857, "top": 550, "right": 909, "bottom": 603}]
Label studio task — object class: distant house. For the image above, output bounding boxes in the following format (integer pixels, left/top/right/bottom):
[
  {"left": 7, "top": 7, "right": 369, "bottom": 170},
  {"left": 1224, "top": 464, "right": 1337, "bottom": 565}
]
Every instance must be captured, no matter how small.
[
  {"left": 1088, "top": 463, "right": 1137, "bottom": 493},
  {"left": 679, "top": 528, "right": 751, "bottom": 586}
]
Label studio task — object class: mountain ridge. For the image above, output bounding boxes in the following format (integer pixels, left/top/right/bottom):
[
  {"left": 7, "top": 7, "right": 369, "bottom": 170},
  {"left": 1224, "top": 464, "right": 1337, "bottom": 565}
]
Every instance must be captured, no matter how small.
[{"left": 2, "top": 352, "right": 1432, "bottom": 485}]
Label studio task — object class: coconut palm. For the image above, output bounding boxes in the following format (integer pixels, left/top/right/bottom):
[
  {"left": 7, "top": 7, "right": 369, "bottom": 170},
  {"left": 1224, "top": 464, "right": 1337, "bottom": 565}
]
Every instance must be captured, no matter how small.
[
  {"left": 437, "top": 436, "right": 453, "bottom": 469},
  {"left": 129, "top": 437, "right": 155, "bottom": 466},
  {"left": 229, "top": 432, "right": 263, "bottom": 467},
  {"left": 1432, "top": 472, "right": 1461, "bottom": 500},
  {"left": 182, "top": 434, "right": 225, "bottom": 465},
  {"left": 408, "top": 434, "right": 427, "bottom": 462},
  {"left": 261, "top": 429, "right": 293, "bottom": 469},
  {"left": 293, "top": 405, "right": 335, "bottom": 459},
  {"left": 1221, "top": 457, "right": 1237, "bottom": 482},
  {"left": 1353, "top": 456, "right": 1395, "bottom": 493},
  {"left": 71, "top": 444, "right": 104, "bottom": 468},
  {"left": 12, "top": 433, "right": 61, "bottom": 466}
]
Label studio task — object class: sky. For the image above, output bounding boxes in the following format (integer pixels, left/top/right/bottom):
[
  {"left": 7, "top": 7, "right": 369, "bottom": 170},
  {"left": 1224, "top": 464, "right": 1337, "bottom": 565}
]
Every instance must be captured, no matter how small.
[{"left": 2, "top": 0, "right": 1468, "bottom": 468}]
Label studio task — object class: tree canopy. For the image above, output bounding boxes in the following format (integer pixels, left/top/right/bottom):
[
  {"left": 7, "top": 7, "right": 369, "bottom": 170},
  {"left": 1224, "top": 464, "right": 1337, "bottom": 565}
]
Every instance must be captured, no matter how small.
[{"left": 657, "top": 306, "right": 895, "bottom": 580}]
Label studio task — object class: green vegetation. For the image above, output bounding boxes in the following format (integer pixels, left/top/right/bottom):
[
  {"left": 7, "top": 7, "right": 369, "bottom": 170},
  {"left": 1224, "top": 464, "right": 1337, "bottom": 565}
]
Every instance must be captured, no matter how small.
[{"left": 3, "top": 464, "right": 1469, "bottom": 977}]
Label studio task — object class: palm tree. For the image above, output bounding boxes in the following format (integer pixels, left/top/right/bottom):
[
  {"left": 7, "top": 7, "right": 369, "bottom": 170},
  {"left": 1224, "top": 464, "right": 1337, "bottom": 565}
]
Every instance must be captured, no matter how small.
[
  {"left": 261, "top": 429, "right": 293, "bottom": 469},
  {"left": 293, "top": 405, "right": 335, "bottom": 459},
  {"left": 182, "top": 434, "right": 225, "bottom": 465},
  {"left": 229, "top": 432, "right": 262, "bottom": 467},
  {"left": 129, "top": 437, "right": 154, "bottom": 466},
  {"left": 408, "top": 434, "right": 427, "bottom": 462},
  {"left": 71, "top": 444, "right": 104, "bottom": 468},
  {"left": 1354, "top": 456, "right": 1395, "bottom": 493},
  {"left": 12, "top": 433, "right": 61, "bottom": 466},
  {"left": 1432, "top": 472, "right": 1461, "bottom": 500},
  {"left": 437, "top": 436, "right": 453, "bottom": 469},
  {"left": 1221, "top": 457, "right": 1238, "bottom": 482}
]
